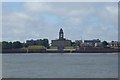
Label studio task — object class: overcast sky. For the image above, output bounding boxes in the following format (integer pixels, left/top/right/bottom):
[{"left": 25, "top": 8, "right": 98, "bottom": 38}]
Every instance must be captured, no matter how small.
[{"left": 2, "top": 2, "right": 118, "bottom": 42}]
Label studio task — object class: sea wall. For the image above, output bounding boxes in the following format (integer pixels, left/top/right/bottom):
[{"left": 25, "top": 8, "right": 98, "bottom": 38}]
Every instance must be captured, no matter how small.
[
  {"left": 75, "top": 47, "right": 119, "bottom": 53},
  {"left": 2, "top": 48, "right": 120, "bottom": 53},
  {"left": 2, "top": 49, "right": 46, "bottom": 53}
]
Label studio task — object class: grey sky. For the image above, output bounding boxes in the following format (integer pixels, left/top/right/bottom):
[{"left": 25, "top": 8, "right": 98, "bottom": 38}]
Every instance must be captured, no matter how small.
[{"left": 2, "top": 2, "right": 118, "bottom": 42}]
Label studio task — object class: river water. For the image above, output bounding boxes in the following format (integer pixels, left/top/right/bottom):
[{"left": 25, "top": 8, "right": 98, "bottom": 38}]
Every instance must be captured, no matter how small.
[{"left": 2, "top": 53, "right": 118, "bottom": 78}]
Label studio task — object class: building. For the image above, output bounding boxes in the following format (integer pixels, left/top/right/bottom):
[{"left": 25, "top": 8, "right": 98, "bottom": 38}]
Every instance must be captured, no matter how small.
[
  {"left": 51, "top": 28, "right": 71, "bottom": 50},
  {"left": 26, "top": 39, "right": 37, "bottom": 45},
  {"left": 84, "top": 39, "right": 101, "bottom": 47},
  {"left": 109, "top": 41, "right": 120, "bottom": 48}
]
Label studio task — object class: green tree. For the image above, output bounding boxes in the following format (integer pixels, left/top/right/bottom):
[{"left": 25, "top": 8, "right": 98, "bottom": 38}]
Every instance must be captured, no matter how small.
[
  {"left": 71, "top": 42, "right": 75, "bottom": 47},
  {"left": 12, "top": 41, "right": 23, "bottom": 49},
  {"left": 36, "top": 39, "right": 42, "bottom": 45},
  {"left": 9, "top": 42, "right": 13, "bottom": 49},
  {"left": 0, "top": 42, "right": 1, "bottom": 53},
  {"left": 42, "top": 39, "right": 49, "bottom": 48},
  {"left": 102, "top": 41, "right": 108, "bottom": 48},
  {"left": 2, "top": 41, "right": 13, "bottom": 49},
  {"left": 23, "top": 43, "right": 28, "bottom": 48}
]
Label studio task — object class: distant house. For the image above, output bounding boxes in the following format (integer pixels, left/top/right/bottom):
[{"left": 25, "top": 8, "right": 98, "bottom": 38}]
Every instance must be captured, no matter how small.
[
  {"left": 84, "top": 39, "right": 101, "bottom": 47},
  {"left": 51, "top": 28, "right": 71, "bottom": 50},
  {"left": 26, "top": 39, "right": 36, "bottom": 45},
  {"left": 26, "top": 39, "right": 42, "bottom": 46},
  {"left": 109, "top": 41, "right": 120, "bottom": 48},
  {"left": 75, "top": 40, "right": 83, "bottom": 47}
]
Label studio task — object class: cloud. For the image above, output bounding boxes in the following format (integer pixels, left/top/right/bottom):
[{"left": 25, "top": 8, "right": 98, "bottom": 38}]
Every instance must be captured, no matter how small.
[
  {"left": 2, "top": 2, "right": 118, "bottom": 42},
  {"left": 23, "top": 2, "right": 95, "bottom": 17},
  {"left": 24, "top": 2, "right": 52, "bottom": 13}
]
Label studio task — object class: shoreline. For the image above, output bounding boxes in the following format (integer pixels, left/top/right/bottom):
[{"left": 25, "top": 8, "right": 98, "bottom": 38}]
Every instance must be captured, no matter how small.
[{"left": 2, "top": 48, "right": 120, "bottom": 53}]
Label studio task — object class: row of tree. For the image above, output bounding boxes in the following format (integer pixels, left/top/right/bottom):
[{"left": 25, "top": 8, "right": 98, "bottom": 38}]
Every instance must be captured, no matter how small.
[
  {"left": 1, "top": 39, "right": 109, "bottom": 49},
  {"left": 2, "top": 41, "right": 23, "bottom": 49},
  {"left": 2, "top": 39, "right": 49, "bottom": 49},
  {"left": 26, "top": 39, "right": 49, "bottom": 48}
]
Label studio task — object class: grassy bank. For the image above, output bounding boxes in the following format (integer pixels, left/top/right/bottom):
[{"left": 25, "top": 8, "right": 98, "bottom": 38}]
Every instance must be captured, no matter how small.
[{"left": 22, "top": 45, "right": 46, "bottom": 50}]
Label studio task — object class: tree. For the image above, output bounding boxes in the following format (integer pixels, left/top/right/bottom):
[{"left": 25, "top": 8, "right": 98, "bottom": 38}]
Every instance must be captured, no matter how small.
[
  {"left": 0, "top": 42, "right": 2, "bottom": 49},
  {"left": 71, "top": 42, "right": 75, "bottom": 48},
  {"left": 42, "top": 39, "right": 49, "bottom": 48},
  {"left": 9, "top": 42, "right": 13, "bottom": 49},
  {"left": 12, "top": 41, "right": 23, "bottom": 49},
  {"left": 102, "top": 41, "right": 108, "bottom": 48},
  {"left": 25, "top": 39, "right": 49, "bottom": 48},
  {"left": 2, "top": 41, "right": 12, "bottom": 49},
  {"left": 36, "top": 39, "right": 42, "bottom": 45},
  {"left": 23, "top": 43, "right": 28, "bottom": 48}
]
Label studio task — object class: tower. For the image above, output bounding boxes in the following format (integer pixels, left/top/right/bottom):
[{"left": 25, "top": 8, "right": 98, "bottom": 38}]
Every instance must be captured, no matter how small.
[
  {"left": 51, "top": 28, "right": 72, "bottom": 52},
  {"left": 59, "top": 28, "right": 64, "bottom": 40}
]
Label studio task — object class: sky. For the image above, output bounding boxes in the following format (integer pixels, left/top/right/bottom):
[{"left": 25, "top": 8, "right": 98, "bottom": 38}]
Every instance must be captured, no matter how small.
[{"left": 2, "top": 2, "right": 118, "bottom": 42}]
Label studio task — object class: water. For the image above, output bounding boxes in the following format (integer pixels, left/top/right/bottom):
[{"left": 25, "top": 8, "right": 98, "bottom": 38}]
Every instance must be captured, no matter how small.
[{"left": 2, "top": 53, "right": 118, "bottom": 78}]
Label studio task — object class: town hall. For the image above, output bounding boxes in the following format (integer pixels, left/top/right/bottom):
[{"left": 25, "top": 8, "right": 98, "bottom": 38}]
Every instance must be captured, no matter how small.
[{"left": 51, "top": 28, "right": 71, "bottom": 50}]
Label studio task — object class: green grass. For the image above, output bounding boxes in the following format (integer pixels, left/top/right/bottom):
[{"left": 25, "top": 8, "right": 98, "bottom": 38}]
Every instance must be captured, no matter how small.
[
  {"left": 50, "top": 46, "right": 75, "bottom": 49},
  {"left": 23, "top": 45, "right": 46, "bottom": 49},
  {"left": 64, "top": 46, "right": 74, "bottom": 49},
  {"left": 50, "top": 46, "right": 58, "bottom": 49}
]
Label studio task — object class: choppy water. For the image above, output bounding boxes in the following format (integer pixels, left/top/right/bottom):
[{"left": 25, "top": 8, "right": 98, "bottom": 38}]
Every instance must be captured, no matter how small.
[{"left": 2, "top": 53, "right": 118, "bottom": 78}]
